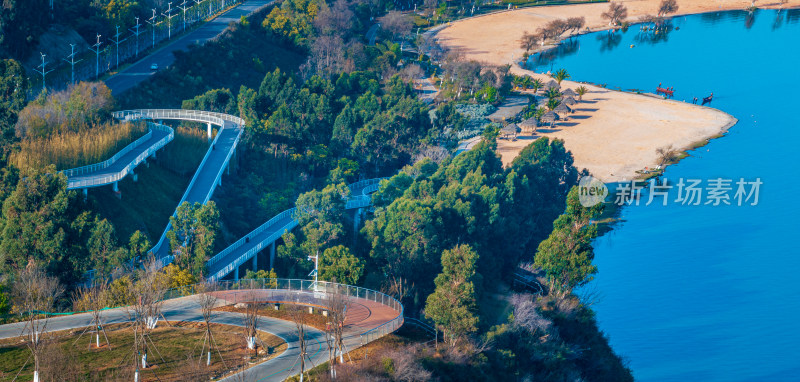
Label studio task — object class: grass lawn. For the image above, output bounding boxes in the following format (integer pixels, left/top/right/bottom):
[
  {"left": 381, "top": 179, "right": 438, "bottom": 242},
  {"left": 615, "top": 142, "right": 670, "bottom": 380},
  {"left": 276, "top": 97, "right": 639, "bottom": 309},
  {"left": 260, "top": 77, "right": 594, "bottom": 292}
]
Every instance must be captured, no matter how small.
[{"left": 0, "top": 322, "right": 285, "bottom": 382}]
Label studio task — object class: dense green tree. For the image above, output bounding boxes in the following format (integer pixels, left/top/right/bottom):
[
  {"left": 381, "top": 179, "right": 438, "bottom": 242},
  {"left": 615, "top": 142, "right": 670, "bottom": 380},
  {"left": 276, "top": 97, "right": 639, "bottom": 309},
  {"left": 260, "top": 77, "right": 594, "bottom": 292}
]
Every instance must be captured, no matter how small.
[
  {"left": 88, "top": 218, "right": 119, "bottom": 274},
  {"left": 0, "top": 0, "right": 50, "bottom": 58},
  {"left": 244, "top": 268, "right": 279, "bottom": 288},
  {"left": 0, "top": 169, "right": 90, "bottom": 284},
  {"left": 167, "top": 201, "right": 220, "bottom": 277},
  {"left": 293, "top": 182, "right": 348, "bottom": 257},
  {"left": 128, "top": 230, "right": 151, "bottom": 261},
  {"left": 425, "top": 244, "right": 480, "bottom": 346},
  {"left": 327, "top": 158, "right": 359, "bottom": 184},
  {"left": 534, "top": 187, "right": 603, "bottom": 298},
  {"left": 0, "top": 59, "right": 28, "bottom": 142},
  {"left": 365, "top": 137, "right": 579, "bottom": 308},
  {"left": 319, "top": 245, "right": 364, "bottom": 284},
  {"left": 181, "top": 88, "right": 237, "bottom": 114}
]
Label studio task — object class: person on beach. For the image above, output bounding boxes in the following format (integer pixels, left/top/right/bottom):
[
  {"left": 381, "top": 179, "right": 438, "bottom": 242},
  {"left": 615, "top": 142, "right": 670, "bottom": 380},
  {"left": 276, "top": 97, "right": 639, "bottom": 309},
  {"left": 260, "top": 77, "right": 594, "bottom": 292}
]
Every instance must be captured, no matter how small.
[{"left": 702, "top": 93, "right": 714, "bottom": 105}]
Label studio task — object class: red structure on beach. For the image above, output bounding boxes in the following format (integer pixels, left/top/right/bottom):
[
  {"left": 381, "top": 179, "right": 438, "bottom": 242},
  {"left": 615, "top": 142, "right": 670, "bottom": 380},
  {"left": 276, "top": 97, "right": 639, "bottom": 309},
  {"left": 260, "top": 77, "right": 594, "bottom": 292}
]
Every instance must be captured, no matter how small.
[{"left": 656, "top": 83, "right": 675, "bottom": 97}]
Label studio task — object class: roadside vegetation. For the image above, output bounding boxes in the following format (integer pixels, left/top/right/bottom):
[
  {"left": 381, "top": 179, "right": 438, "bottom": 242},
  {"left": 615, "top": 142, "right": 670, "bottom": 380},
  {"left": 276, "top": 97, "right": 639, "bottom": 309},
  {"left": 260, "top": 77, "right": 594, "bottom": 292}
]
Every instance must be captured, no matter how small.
[{"left": 0, "top": 0, "right": 634, "bottom": 379}]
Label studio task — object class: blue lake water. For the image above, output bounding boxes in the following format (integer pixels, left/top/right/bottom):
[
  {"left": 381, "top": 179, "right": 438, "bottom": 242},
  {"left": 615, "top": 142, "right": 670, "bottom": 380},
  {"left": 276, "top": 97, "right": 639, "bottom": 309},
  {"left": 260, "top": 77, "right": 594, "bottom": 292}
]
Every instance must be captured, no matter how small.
[{"left": 527, "top": 9, "right": 800, "bottom": 381}]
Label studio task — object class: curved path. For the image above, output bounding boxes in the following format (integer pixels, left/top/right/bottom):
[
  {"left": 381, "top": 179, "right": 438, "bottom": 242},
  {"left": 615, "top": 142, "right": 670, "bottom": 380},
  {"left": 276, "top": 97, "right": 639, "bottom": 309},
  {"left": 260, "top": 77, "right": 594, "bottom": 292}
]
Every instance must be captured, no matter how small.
[
  {"left": 51, "top": 109, "right": 401, "bottom": 380},
  {"left": 105, "top": 0, "right": 276, "bottom": 95},
  {"left": 62, "top": 122, "right": 173, "bottom": 190},
  {"left": 77, "top": 109, "right": 382, "bottom": 283},
  {"left": 0, "top": 280, "right": 402, "bottom": 382},
  {"left": 112, "top": 109, "right": 244, "bottom": 261}
]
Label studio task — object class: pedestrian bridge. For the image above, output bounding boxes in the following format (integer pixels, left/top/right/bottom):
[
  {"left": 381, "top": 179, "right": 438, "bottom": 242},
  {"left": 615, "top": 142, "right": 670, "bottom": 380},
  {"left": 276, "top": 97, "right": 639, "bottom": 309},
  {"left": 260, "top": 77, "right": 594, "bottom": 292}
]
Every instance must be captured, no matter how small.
[{"left": 66, "top": 109, "right": 385, "bottom": 282}]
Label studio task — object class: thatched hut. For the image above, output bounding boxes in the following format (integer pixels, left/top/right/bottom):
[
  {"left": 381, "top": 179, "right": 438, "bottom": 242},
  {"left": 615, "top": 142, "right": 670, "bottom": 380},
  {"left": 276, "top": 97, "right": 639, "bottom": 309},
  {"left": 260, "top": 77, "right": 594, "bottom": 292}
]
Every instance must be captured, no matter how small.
[
  {"left": 562, "top": 88, "right": 578, "bottom": 98},
  {"left": 540, "top": 111, "right": 559, "bottom": 126},
  {"left": 562, "top": 96, "right": 578, "bottom": 106},
  {"left": 519, "top": 117, "right": 539, "bottom": 134},
  {"left": 544, "top": 79, "right": 560, "bottom": 90},
  {"left": 554, "top": 103, "right": 572, "bottom": 117},
  {"left": 500, "top": 123, "right": 519, "bottom": 139}
]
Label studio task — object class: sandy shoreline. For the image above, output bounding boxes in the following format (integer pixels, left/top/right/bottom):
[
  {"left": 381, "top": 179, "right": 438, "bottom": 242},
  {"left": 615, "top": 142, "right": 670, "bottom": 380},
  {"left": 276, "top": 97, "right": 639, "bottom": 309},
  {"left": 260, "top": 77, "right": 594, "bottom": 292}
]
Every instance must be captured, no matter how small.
[{"left": 435, "top": 0, "right": 791, "bottom": 181}]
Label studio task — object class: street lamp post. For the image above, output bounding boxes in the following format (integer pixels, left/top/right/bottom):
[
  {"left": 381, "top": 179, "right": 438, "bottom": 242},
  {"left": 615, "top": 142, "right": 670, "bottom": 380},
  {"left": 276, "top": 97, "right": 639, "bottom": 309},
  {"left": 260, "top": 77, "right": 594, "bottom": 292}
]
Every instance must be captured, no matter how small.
[
  {"left": 110, "top": 25, "right": 127, "bottom": 70},
  {"left": 130, "top": 17, "right": 141, "bottom": 57},
  {"left": 90, "top": 34, "right": 102, "bottom": 79},
  {"left": 307, "top": 254, "right": 319, "bottom": 291},
  {"left": 62, "top": 44, "right": 81, "bottom": 85},
  {"left": 147, "top": 9, "right": 159, "bottom": 49},
  {"left": 35, "top": 53, "right": 53, "bottom": 92}
]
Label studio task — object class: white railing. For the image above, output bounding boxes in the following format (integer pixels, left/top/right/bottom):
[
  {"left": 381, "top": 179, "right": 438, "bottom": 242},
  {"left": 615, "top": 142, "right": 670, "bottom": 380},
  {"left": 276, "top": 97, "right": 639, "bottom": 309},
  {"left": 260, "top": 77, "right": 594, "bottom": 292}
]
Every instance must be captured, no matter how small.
[
  {"left": 208, "top": 217, "right": 299, "bottom": 281},
  {"left": 160, "top": 278, "right": 403, "bottom": 346},
  {"left": 64, "top": 122, "right": 174, "bottom": 189},
  {"left": 61, "top": 129, "right": 152, "bottom": 178},
  {"left": 207, "top": 178, "right": 389, "bottom": 280},
  {"left": 349, "top": 177, "right": 388, "bottom": 195},
  {"left": 207, "top": 207, "right": 297, "bottom": 268},
  {"left": 111, "top": 109, "right": 245, "bottom": 258},
  {"left": 113, "top": 109, "right": 245, "bottom": 127},
  {"left": 151, "top": 126, "right": 242, "bottom": 257}
]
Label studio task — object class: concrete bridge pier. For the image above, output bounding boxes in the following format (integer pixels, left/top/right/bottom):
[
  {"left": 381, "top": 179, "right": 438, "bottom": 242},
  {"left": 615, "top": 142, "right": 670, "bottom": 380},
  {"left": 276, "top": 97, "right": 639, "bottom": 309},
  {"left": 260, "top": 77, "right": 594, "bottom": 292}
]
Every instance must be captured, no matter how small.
[
  {"left": 132, "top": 170, "right": 138, "bottom": 182},
  {"left": 83, "top": 188, "right": 88, "bottom": 200},
  {"left": 252, "top": 253, "right": 257, "bottom": 271},
  {"left": 234, "top": 265, "right": 239, "bottom": 282},
  {"left": 269, "top": 241, "right": 276, "bottom": 271},
  {"left": 112, "top": 182, "right": 121, "bottom": 198},
  {"left": 207, "top": 122, "right": 213, "bottom": 142},
  {"left": 354, "top": 207, "right": 364, "bottom": 234}
]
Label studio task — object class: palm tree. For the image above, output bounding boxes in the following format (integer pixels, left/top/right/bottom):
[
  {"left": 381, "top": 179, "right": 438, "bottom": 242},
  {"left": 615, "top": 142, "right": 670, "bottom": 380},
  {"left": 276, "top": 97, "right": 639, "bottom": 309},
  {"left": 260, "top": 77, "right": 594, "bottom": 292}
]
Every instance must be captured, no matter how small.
[
  {"left": 531, "top": 78, "right": 544, "bottom": 94},
  {"left": 545, "top": 87, "right": 561, "bottom": 100},
  {"left": 576, "top": 86, "right": 588, "bottom": 101},
  {"left": 554, "top": 68, "right": 570, "bottom": 85},
  {"left": 522, "top": 76, "right": 533, "bottom": 90},
  {"left": 547, "top": 98, "right": 561, "bottom": 111}
]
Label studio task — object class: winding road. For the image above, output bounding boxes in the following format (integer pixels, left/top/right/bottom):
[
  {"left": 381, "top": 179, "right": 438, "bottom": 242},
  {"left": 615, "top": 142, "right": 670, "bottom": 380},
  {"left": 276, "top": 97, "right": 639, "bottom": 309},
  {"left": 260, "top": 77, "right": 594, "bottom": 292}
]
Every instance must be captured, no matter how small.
[
  {"left": 0, "top": 279, "right": 403, "bottom": 381},
  {"left": 46, "top": 107, "right": 401, "bottom": 381},
  {"left": 105, "top": 0, "right": 275, "bottom": 95},
  {"left": 22, "top": 4, "right": 414, "bottom": 376}
]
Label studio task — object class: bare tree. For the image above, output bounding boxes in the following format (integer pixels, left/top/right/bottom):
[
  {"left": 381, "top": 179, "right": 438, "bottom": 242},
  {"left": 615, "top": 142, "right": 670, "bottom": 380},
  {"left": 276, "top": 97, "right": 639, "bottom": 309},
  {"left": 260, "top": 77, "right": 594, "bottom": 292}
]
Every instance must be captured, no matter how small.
[
  {"left": 314, "top": 0, "right": 354, "bottom": 37},
  {"left": 379, "top": 11, "right": 413, "bottom": 41},
  {"left": 399, "top": 63, "right": 424, "bottom": 83},
  {"left": 12, "top": 262, "right": 64, "bottom": 382},
  {"left": 242, "top": 293, "right": 260, "bottom": 353},
  {"left": 601, "top": 2, "right": 628, "bottom": 26},
  {"left": 176, "top": 353, "right": 212, "bottom": 381},
  {"left": 509, "top": 294, "right": 552, "bottom": 334},
  {"left": 72, "top": 278, "right": 111, "bottom": 349},
  {"left": 39, "top": 340, "right": 83, "bottom": 382},
  {"left": 286, "top": 304, "right": 314, "bottom": 382},
  {"left": 385, "top": 345, "right": 432, "bottom": 382},
  {"left": 126, "top": 255, "right": 168, "bottom": 380},
  {"left": 656, "top": 145, "right": 679, "bottom": 166},
  {"left": 309, "top": 34, "right": 347, "bottom": 77},
  {"left": 519, "top": 31, "right": 541, "bottom": 53},
  {"left": 566, "top": 16, "right": 586, "bottom": 34},
  {"left": 324, "top": 281, "right": 351, "bottom": 378},
  {"left": 658, "top": 0, "right": 679, "bottom": 17},
  {"left": 196, "top": 281, "right": 227, "bottom": 368}
]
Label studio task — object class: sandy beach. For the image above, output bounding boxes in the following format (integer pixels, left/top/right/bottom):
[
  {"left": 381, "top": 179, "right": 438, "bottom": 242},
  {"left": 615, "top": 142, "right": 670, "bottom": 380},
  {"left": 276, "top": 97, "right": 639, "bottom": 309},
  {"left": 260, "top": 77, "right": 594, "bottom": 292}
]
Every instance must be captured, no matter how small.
[
  {"left": 495, "top": 83, "right": 737, "bottom": 182},
  {"left": 435, "top": 0, "right": 791, "bottom": 181}
]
